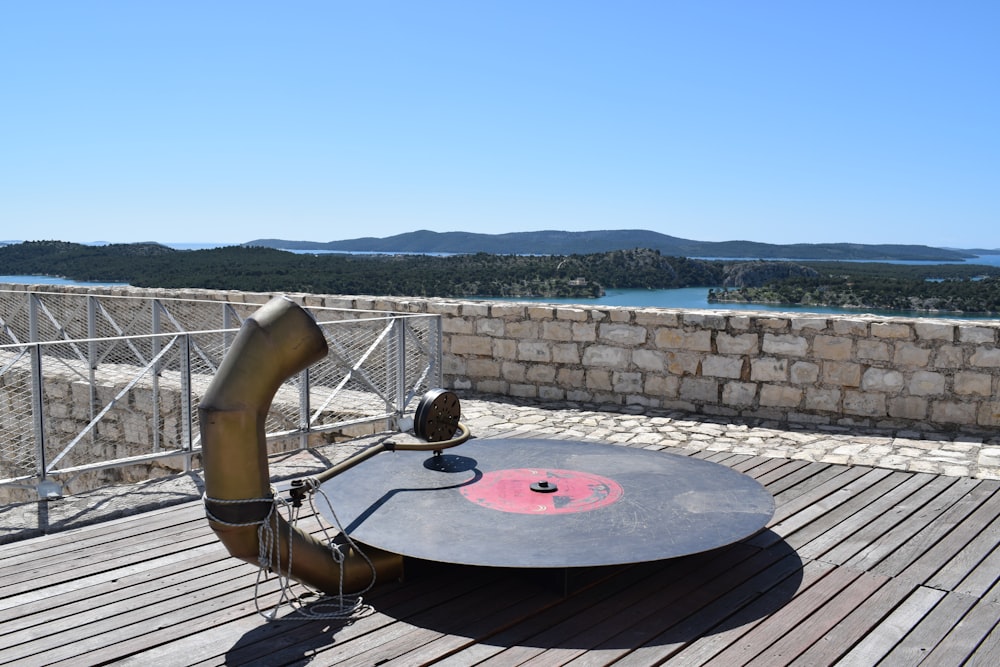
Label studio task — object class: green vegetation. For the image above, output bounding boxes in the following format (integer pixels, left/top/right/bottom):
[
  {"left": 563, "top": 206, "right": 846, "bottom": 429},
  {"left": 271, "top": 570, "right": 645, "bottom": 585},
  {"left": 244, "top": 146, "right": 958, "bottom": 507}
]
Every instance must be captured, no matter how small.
[
  {"left": 4, "top": 241, "right": 1000, "bottom": 314},
  {"left": 709, "top": 261, "right": 1000, "bottom": 314},
  {"left": 0, "top": 242, "right": 724, "bottom": 298}
]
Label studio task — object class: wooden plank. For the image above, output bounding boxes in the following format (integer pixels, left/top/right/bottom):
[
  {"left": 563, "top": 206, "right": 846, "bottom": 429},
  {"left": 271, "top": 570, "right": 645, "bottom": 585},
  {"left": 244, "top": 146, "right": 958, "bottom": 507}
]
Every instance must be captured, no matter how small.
[
  {"left": 429, "top": 550, "right": 749, "bottom": 667},
  {"left": 833, "top": 585, "right": 946, "bottom": 667},
  {"left": 966, "top": 615, "right": 1000, "bottom": 667},
  {"left": 926, "top": 509, "right": 1000, "bottom": 592},
  {"left": 848, "top": 476, "right": 982, "bottom": 573},
  {"left": 742, "top": 569, "right": 890, "bottom": 666},
  {"left": 751, "top": 459, "right": 817, "bottom": 492},
  {"left": 879, "top": 481, "right": 1000, "bottom": 583},
  {"left": 765, "top": 462, "right": 863, "bottom": 511},
  {"left": 789, "top": 573, "right": 916, "bottom": 666},
  {"left": 783, "top": 471, "right": 919, "bottom": 554},
  {"left": 749, "top": 467, "right": 893, "bottom": 551},
  {"left": 922, "top": 595, "right": 1000, "bottom": 666},
  {"left": 815, "top": 474, "right": 959, "bottom": 565},
  {"left": 554, "top": 546, "right": 809, "bottom": 667},
  {"left": 177, "top": 566, "right": 494, "bottom": 667},
  {"left": 474, "top": 543, "right": 780, "bottom": 666},
  {"left": 876, "top": 589, "right": 979, "bottom": 666},
  {"left": 612, "top": 560, "right": 834, "bottom": 667},
  {"left": 698, "top": 565, "right": 865, "bottom": 666}
]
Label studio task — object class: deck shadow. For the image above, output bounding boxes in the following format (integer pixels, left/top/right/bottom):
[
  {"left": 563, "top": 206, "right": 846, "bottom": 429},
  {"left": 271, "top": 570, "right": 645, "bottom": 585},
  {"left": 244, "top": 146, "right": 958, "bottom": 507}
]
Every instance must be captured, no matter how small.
[{"left": 224, "top": 530, "right": 803, "bottom": 664}]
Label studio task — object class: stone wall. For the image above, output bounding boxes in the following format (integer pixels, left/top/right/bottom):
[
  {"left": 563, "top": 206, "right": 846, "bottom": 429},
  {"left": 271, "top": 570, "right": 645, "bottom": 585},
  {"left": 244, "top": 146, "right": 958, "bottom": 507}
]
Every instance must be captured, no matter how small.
[{"left": 9, "top": 284, "right": 1000, "bottom": 434}]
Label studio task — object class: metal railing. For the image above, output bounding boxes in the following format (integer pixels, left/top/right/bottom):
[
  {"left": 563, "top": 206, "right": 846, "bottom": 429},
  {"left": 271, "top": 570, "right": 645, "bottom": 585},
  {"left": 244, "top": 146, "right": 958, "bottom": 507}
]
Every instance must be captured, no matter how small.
[{"left": 0, "top": 290, "right": 442, "bottom": 502}]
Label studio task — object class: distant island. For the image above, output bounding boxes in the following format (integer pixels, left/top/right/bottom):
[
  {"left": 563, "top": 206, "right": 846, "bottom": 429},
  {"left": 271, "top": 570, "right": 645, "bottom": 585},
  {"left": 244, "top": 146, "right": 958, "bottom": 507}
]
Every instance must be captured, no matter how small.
[
  {"left": 3, "top": 235, "right": 1000, "bottom": 314},
  {"left": 245, "top": 229, "right": 982, "bottom": 262}
]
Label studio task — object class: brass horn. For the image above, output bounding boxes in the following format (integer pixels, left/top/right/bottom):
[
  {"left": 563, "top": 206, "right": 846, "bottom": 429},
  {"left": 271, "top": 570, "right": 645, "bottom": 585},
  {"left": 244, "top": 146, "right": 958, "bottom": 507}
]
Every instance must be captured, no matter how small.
[{"left": 199, "top": 296, "right": 403, "bottom": 594}]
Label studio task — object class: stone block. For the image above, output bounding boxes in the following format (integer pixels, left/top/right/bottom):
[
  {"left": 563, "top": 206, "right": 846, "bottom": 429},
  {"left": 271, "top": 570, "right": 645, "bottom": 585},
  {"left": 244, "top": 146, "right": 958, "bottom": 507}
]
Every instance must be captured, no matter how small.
[
  {"left": 954, "top": 371, "right": 992, "bottom": 397},
  {"left": 664, "top": 351, "right": 701, "bottom": 375},
  {"left": 889, "top": 396, "right": 929, "bottom": 420},
  {"left": 857, "top": 340, "right": 891, "bottom": 362},
  {"left": 893, "top": 344, "right": 931, "bottom": 367},
  {"left": 509, "top": 383, "right": 538, "bottom": 398},
  {"left": 527, "top": 364, "right": 557, "bottom": 384},
  {"left": 541, "top": 320, "right": 573, "bottom": 341},
  {"left": 655, "top": 328, "right": 712, "bottom": 352},
  {"left": 493, "top": 338, "right": 517, "bottom": 359},
  {"left": 450, "top": 335, "right": 492, "bottom": 356},
  {"left": 538, "top": 385, "right": 566, "bottom": 401},
  {"left": 517, "top": 341, "right": 552, "bottom": 362},
  {"left": 959, "top": 326, "right": 996, "bottom": 344},
  {"left": 823, "top": 361, "right": 862, "bottom": 387},
  {"left": 488, "top": 303, "right": 524, "bottom": 318},
  {"left": 843, "top": 391, "right": 886, "bottom": 417},
  {"left": 475, "top": 379, "right": 508, "bottom": 394},
  {"left": 970, "top": 348, "right": 1000, "bottom": 368},
  {"left": 832, "top": 319, "right": 869, "bottom": 336},
  {"left": 476, "top": 318, "right": 505, "bottom": 337},
  {"left": 520, "top": 305, "right": 552, "bottom": 320},
  {"left": 633, "top": 349, "right": 666, "bottom": 372},
  {"left": 582, "top": 345, "right": 629, "bottom": 368},
  {"left": 586, "top": 370, "right": 612, "bottom": 391},
  {"left": 931, "top": 400, "right": 977, "bottom": 425},
  {"left": 791, "top": 317, "right": 828, "bottom": 331},
  {"left": 467, "top": 358, "right": 500, "bottom": 378},
  {"left": 572, "top": 322, "right": 597, "bottom": 342},
  {"left": 555, "top": 307, "right": 588, "bottom": 322},
  {"left": 914, "top": 321, "right": 955, "bottom": 342},
  {"left": 908, "top": 371, "right": 946, "bottom": 396},
  {"left": 506, "top": 321, "right": 539, "bottom": 339},
  {"left": 460, "top": 303, "right": 490, "bottom": 317},
  {"left": 722, "top": 381, "right": 757, "bottom": 407},
  {"left": 557, "top": 368, "right": 585, "bottom": 387},
  {"left": 813, "top": 335, "right": 853, "bottom": 360},
  {"left": 861, "top": 368, "right": 904, "bottom": 392},
  {"left": 645, "top": 375, "right": 680, "bottom": 398},
  {"left": 442, "top": 318, "right": 474, "bottom": 334},
  {"left": 599, "top": 323, "right": 647, "bottom": 345},
  {"left": 682, "top": 313, "right": 727, "bottom": 329},
  {"left": 871, "top": 322, "right": 911, "bottom": 339},
  {"left": 613, "top": 372, "right": 643, "bottom": 394},
  {"left": 934, "top": 345, "right": 965, "bottom": 368},
  {"left": 702, "top": 355, "right": 744, "bottom": 379},
  {"left": 805, "top": 387, "right": 841, "bottom": 412},
  {"left": 760, "top": 385, "right": 803, "bottom": 408},
  {"left": 716, "top": 332, "right": 758, "bottom": 355},
  {"left": 679, "top": 377, "right": 718, "bottom": 402},
  {"left": 977, "top": 402, "right": 1000, "bottom": 427},
  {"left": 751, "top": 358, "right": 788, "bottom": 382},
  {"left": 551, "top": 343, "right": 580, "bottom": 364},
  {"left": 790, "top": 361, "right": 820, "bottom": 384},
  {"left": 762, "top": 333, "right": 808, "bottom": 356}
]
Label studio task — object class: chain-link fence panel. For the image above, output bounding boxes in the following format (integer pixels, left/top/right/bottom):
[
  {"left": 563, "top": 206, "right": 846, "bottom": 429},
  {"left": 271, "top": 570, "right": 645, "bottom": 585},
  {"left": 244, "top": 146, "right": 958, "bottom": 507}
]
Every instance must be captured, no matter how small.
[{"left": 1, "top": 290, "right": 442, "bottom": 503}]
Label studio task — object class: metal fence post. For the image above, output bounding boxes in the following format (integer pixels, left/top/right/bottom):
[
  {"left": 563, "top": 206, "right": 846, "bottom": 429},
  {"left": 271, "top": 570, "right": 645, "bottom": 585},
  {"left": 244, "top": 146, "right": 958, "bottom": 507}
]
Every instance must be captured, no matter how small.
[
  {"left": 298, "top": 368, "right": 311, "bottom": 450},
  {"left": 393, "top": 318, "right": 406, "bottom": 420},
  {"left": 180, "top": 334, "right": 193, "bottom": 471}
]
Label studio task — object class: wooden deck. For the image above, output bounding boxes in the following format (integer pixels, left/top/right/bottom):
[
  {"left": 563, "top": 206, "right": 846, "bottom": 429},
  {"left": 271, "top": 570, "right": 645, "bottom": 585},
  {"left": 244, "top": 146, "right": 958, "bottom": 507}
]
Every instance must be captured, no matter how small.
[{"left": 2, "top": 441, "right": 999, "bottom": 666}]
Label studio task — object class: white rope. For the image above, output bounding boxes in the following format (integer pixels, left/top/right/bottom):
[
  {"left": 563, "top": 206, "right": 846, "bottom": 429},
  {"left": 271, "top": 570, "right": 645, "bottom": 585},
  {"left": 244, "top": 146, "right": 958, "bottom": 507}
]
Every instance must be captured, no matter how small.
[{"left": 203, "top": 489, "right": 376, "bottom": 622}]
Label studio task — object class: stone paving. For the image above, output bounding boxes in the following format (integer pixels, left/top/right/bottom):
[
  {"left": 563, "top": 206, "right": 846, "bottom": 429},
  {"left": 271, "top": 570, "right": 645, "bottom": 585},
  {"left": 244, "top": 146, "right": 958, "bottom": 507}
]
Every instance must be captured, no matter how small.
[
  {"left": 460, "top": 394, "right": 1000, "bottom": 480},
  {"left": 2, "top": 393, "right": 998, "bottom": 544}
]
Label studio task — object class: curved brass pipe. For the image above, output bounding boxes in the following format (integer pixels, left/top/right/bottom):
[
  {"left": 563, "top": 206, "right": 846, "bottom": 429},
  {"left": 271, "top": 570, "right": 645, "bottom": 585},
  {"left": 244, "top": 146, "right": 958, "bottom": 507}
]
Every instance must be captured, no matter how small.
[{"left": 199, "top": 296, "right": 403, "bottom": 594}]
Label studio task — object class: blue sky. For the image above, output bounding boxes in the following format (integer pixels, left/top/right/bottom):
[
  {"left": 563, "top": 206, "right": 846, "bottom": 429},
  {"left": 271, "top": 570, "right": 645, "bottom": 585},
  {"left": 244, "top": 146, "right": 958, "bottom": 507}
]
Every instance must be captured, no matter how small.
[{"left": 2, "top": 1, "right": 997, "bottom": 249}]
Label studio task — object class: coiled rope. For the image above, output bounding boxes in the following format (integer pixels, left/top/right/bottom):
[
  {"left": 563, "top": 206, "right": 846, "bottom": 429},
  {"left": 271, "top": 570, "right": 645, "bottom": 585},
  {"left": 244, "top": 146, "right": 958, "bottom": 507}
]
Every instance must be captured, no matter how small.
[{"left": 204, "top": 483, "right": 377, "bottom": 622}]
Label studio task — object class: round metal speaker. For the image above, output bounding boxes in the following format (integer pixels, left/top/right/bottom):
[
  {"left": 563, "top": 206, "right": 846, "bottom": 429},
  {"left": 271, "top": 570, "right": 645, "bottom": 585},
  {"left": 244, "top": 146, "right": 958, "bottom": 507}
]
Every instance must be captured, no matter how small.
[{"left": 413, "top": 389, "right": 461, "bottom": 442}]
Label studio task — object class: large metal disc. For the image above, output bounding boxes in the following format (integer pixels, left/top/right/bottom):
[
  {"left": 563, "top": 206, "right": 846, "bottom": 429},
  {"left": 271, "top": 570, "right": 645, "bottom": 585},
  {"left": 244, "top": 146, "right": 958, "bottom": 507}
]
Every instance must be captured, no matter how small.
[{"left": 318, "top": 438, "right": 774, "bottom": 569}]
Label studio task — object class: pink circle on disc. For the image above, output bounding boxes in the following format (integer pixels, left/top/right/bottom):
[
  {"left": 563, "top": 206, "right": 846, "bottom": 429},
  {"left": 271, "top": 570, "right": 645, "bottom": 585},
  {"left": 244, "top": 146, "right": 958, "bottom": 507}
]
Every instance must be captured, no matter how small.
[{"left": 460, "top": 468, "right": 623, "bottom": 515}]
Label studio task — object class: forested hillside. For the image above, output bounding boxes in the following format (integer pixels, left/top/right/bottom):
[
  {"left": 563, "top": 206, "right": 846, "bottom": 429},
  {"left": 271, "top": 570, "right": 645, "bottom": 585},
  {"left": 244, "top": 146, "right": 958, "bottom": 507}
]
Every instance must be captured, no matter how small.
[{"left": 5, "top": 241, "right": 1000, "bottom": 313}]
